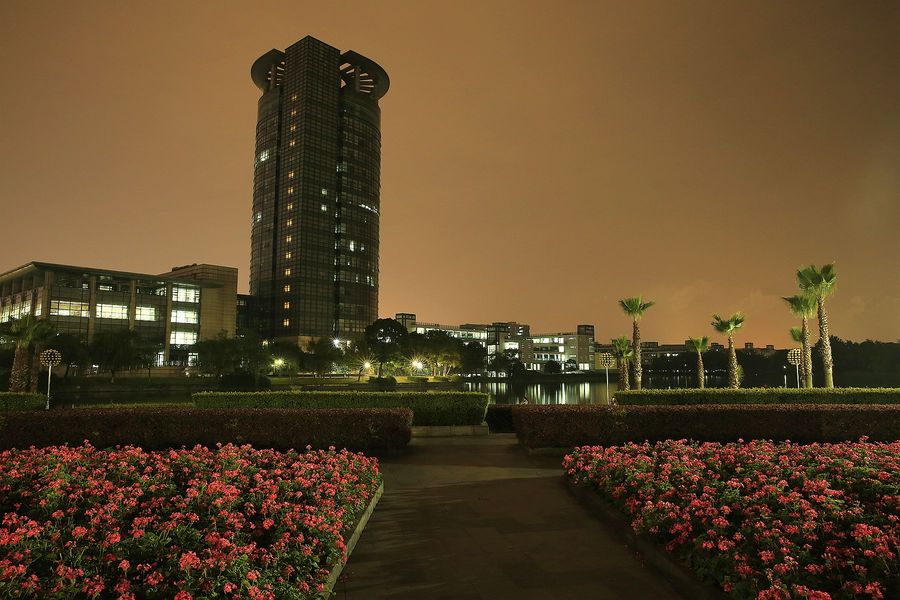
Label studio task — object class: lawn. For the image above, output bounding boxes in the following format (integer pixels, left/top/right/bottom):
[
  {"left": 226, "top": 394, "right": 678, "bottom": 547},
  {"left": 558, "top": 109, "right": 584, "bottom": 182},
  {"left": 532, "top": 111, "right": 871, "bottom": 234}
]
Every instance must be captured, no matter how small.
[
  {"left": 0, "top": 443, "right": 381, "bottom": 599},
  {"left": 565, "top": 439, "right": 900, "bottom": 599}
]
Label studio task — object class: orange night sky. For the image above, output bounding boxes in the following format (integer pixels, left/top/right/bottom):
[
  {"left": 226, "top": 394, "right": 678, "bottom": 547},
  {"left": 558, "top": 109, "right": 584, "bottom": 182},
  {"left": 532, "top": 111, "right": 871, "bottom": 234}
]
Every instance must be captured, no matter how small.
[{"left": 1, "top": 1, "right": 898, "bottom": 346}]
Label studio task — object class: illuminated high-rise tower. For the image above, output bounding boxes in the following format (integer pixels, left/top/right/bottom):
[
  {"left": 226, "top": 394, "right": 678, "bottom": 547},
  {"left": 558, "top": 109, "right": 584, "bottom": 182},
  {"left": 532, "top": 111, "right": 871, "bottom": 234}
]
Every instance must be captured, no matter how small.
[{"left": 249, "top": 36, "right": 388, "bottom": 344}]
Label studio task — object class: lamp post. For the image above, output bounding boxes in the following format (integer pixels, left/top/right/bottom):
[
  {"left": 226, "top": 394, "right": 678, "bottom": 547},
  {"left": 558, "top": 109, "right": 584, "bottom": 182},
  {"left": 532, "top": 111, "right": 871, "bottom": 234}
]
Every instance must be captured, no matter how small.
[
  {"left": 597, "top": 353, "right": 615, "bottom": 404},
  {"left": 39, "top": 349, "right": 62, "bottom": 410},
  {"left": 787, "top": 348, "right": 802, "bottom": 389}
]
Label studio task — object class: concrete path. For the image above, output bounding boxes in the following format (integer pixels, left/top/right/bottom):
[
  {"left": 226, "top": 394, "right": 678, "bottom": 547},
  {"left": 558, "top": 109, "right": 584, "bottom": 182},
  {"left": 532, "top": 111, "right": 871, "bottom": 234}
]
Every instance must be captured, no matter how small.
[{"left": 333, "top": 435, "right": 683, "bottom": 600}]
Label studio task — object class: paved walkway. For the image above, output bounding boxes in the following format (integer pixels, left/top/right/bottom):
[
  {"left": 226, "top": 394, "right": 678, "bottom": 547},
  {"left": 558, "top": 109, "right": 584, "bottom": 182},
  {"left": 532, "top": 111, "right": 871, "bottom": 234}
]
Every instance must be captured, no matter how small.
[{"left": 333, "top": 435, "right": 682, "bottom": 600}]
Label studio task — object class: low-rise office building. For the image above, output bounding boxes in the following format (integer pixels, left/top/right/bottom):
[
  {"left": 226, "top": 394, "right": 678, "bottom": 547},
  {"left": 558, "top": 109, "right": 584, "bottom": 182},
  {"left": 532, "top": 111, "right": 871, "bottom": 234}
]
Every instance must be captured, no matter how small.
[
  {"left": 0, "top": 261, "right": 237, "bottom": 365},
  {"left": 520, "top": 325, "right": 595, "bottom": 371}
]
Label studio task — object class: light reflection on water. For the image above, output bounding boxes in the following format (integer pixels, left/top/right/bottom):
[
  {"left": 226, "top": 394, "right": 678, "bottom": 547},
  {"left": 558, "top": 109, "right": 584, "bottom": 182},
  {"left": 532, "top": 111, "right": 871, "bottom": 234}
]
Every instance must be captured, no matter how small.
[
  {"left": 466, "top": 381, "right": 618, "bottom": 405},
  {"left": 466, "top": 375, "right": 725, "bottom": 405}
]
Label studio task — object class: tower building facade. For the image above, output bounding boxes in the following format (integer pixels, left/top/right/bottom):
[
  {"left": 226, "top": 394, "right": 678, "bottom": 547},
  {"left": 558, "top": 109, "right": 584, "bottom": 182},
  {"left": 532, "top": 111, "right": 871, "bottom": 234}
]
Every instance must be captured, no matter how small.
[{"left": 249, "top": 36, "right": 388, "bottom": 344}]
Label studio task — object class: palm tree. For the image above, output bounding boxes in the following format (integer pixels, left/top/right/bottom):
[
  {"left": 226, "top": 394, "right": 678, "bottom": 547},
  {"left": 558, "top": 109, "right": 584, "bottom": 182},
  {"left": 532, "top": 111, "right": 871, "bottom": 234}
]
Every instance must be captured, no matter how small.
[
  {"left": 618, "top": 297, "right": 654, "bottom": 390},
  {"left": 0, "top": 316, "right": 56, "bottom": 392},
  {"left": 610, "top": 336, "right": 634, "bottom": 391},
  {"left": 685, "top": 336, "right": 710, "bottom": 389},
  {"left": 711, "top": 313, "right": 745, "bottom": 389},
  {"left": 797, "top": 263, "right": 837, "bottom": 388},
  {"left": 784, "top": 293, "right": 817, "bottom": 388}
]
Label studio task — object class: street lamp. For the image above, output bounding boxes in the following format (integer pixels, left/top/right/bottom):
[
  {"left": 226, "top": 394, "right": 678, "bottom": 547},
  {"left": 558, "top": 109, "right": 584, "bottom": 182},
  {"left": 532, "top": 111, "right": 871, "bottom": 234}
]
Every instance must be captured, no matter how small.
[
  {"left": 39, "top": 349, "right": 62, "bottom": 410},
  {"left": 411, "top": 360, "right": 424, "bottom": 373},
  {"left": 787, "top": 348, "right": 802, "bottom": 388},
  {"left": 273, "top": 357, "right": 284, "bottom": 376},
  {"left": 597, "top": 353, "right": 615, "bottom": 404}
]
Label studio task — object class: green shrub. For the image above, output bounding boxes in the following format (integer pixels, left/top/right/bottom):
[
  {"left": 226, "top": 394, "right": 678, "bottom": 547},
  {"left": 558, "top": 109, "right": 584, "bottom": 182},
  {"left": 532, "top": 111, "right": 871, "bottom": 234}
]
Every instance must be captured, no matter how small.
[
  {"left": 512, "top": 404, "right": 900, "bottom": 448},
  {"left": 0, "top": 407, "right": 412, "bottom": 455},
  {"left": 616, "top": 387, "right": 900, "bottom": 405},
  {"left": 0, "top": 393, "right": 44, "bottom": 412},
  {"left": 193, "top": 391, "right": 490, "bottom": 426},
  {"left": 368, "top": 376, "right": 397, "bottom": 389},
  {"left": 407, "top": 376, "right": 429, "bottom": 383}
]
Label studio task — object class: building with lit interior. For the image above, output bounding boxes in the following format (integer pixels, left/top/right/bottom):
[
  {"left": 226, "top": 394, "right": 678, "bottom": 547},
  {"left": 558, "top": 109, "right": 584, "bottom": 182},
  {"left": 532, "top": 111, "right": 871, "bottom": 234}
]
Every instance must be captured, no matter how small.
[
  {"left": 395, "top": 313, "right": 596, "bottom": 371},
  {"left": 249, "top": 35, "right": 389, "bottom": 345},
  {"left": 0, "top": 262, "right": 237, "bottom": 366}
]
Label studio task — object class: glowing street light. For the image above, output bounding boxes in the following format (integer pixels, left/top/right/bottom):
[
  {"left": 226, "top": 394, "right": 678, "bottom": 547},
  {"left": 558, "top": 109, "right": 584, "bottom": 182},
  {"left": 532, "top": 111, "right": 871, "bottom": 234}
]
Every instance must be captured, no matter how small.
[
  {"left": 411, "top": 360, "right": 424, "bottom": 371},
  {"left": 332, "top": 338, "right": 342, "bottom": 348},
  {"left": 363, "top": 361, "right": 372, "bottom": 370}
]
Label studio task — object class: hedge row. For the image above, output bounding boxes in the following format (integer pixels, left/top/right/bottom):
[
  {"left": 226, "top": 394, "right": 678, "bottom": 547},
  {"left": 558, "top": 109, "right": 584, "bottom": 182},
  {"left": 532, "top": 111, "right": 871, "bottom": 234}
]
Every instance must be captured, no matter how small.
[
  {"left": 0, "top": 407, "right": 412, "bottom": 455},
  {"left": 193, "top": 391, "right": 490, "bottom": 426},
  {"left": 513, "top": 404, "right": 900, "bottom": 448},
  {"left": 616, "top": 387, "right": 900, "bottom": 405},
  {"left": 0, "top": 393, "right": 44, "bottom": 412}
]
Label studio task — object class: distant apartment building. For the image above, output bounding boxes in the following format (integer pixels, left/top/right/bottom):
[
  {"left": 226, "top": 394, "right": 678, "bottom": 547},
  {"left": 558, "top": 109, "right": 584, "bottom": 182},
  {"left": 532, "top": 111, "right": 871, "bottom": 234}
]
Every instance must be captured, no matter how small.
[
  {"left": 520, "top": 325, "right": 595, "bottom": 371},
  {"left": 594, "top": 339, "right": 776, "bottom": 369},
  {"left": 0, "top": 262, "right": 237, "bottom": 365},
  {"left": 395, "top": 313, "right": 595, "bottom": 371}
]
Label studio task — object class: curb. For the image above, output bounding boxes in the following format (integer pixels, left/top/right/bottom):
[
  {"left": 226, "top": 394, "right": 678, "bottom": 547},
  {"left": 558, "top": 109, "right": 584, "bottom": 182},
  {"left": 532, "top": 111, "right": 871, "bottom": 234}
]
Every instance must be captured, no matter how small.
[
  {"left": 564, "top": 478, "right": 725, "bottom": 600},
  {"left": 320, "top": 481, "right": 384, "bottom": 597},
  {"left": 412, "top": 424, "right": 490, "bottom": 437}
]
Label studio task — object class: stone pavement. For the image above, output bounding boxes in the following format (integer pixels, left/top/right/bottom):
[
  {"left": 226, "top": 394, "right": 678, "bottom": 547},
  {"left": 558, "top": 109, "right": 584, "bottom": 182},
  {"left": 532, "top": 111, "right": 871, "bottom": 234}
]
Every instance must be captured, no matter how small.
[{"left": 333, "top": 434, "right": 683, "bottom": 600}]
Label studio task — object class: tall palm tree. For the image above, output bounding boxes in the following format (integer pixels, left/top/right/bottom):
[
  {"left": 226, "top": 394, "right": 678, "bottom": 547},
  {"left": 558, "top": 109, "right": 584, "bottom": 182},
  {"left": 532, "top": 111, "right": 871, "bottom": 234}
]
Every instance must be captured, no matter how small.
[
  {"left": 784, "top": 293, "right": 817, "bottom": 388},
  {"left": 0, "top": 316, "right": 56, "bottom": 392},
  {"left": 610, "top": 336, "right": 634, "bottom": 391},
  {"left": 711, "top": 313, "right": 745, "bottom": 389},
  {"left": 789, "top": 327, "right": 808, "bottom": 388},
  {"left": 618, "top": 297, "right": 654, "bottom": 390},
  {"left": 797, "top": 263, "right": 837, "bottom": 388},
  {"left": 685, "top": 336, "right": 710, "bottom": 389}
]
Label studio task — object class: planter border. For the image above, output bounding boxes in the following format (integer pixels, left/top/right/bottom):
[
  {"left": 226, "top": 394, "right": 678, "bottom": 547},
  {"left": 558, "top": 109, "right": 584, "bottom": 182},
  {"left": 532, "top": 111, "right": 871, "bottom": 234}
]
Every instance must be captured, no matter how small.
[
  {"left": 564, "top": 477, "right": 724, "bottom": 600},
  {"left": 319, "top": 481, "right": 384, "bottom": 597},
  {"left": 411, "top": 424, "right": 489, "bottom": 437}
]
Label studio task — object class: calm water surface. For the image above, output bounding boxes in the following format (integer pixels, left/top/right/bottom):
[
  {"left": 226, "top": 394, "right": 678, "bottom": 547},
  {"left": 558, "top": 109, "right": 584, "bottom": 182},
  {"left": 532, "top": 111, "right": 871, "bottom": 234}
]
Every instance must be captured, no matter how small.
[{"left": 467, "top": 374, "right": 724, "bottom": 405}]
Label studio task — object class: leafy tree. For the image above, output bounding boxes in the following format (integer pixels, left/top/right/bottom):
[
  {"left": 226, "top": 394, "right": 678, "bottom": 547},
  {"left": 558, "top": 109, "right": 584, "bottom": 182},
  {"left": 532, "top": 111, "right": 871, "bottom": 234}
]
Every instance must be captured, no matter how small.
[
  {"left": 685, "top": 336, "right": 710, "bottom": 389},
  {"left": 234, "top": 332, "right": 270, "bottom": 376},
  {"left": 544, "top": 360, "right": 562, "bottom": 374},
  {"left": 618, "top": 296, "right": 654, "bottom": 390},
  {"left": 269, "top": 339, "right": 306, "bottom": 376},
  {"left": 46, "top": 332, "right": 89, "bottom": 380},
  {"left": 304, "top": 338, "right": 343, "bottom": 375},
  {"left": 424, "top": 330, "right": 462, "bottom": 376},
  {"left": 89, "top": 329, "right": 141, "bottom": 383},
  {"left": 135, "top": 336, "right": 164, "bottom": 378},
  {"left": 195, "top": 332, "right": 240, "bottom": 377},
  {"left": 488, "top": 351, "right": 509, "bottom": 375},
  {"left": 459, "top": 342, "right": 486, "bottom": 374},
  {"left": 364, "top": 318, "right": 407, "bottom": 378},
  {"left": 783, "top": 293, "right": 816, "bottom": 388},
  {"left": 797, "top": 263, "right": 837, "bottom": 388},
  {"left": 712, "top": 313, "right": 745, "bottom": 389},
  {"left": 0, "top": 316, "right": 56, "bottom": 392},
  {"left": 611, "top": 336, "right": 634, "bottom": 391}
]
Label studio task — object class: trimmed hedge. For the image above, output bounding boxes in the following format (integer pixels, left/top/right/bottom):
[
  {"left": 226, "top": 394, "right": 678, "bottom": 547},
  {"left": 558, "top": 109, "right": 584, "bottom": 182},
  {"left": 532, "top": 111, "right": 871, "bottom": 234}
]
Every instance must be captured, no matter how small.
[
  {"left": 617, "top": 387, "right": 900, "bottom": 405},
  {"left": 486, "top": 404, "right": 516, "bottom": 433},
  {"left": 513, "top": 404, "right": 900, "bottom": 448},
  {"left": 0, "top": 407, "right": 412, "bottom": 455},
  {"left": 0, "top": 393, "right": 44, "bottom": 412},
  {"left": 193, "top": 391, "right": 489, "bottom": 426}
]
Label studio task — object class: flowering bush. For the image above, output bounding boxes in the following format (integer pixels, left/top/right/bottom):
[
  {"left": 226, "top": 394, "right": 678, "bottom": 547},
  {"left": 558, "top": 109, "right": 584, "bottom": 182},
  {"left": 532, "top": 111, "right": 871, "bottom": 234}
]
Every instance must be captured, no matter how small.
[
  {"left": 0, "top": 443, "right": 381, "bottom": 599},
  {"left": 565, "top": 439, "right": 900, "bottom": 599}
]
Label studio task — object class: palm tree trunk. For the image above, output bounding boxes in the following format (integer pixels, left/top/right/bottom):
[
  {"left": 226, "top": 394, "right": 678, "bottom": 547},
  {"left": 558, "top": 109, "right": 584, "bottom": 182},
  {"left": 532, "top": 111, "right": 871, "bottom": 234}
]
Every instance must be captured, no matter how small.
[
  {"left": 696, "top": 352, "right": 705, "bottom": 389},
  {"left": 618, "top": 358, "right": 630, "bottom": 391},
  {"left": 817, "top": 299, "right": 834, "bottom": 388},
  {"left": 727, "top": 336, "right": 739, "bottom": 389},
  {"left": 29, "top": 349, "right": 40, "bottom": 393},
  {"left": 632, "top": 321, "right": 642, "bottom": 390},
  {"left": 801, "top": 316, "right": 813, "bottom": 388},
  {"left": 9, "top": 345, "right": 30, "bottom": 392}
]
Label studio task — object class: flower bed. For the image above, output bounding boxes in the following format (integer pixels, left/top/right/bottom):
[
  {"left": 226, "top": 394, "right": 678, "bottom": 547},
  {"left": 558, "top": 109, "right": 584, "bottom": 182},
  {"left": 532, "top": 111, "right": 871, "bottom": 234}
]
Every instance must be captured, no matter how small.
[
  {"left": 565, "top": 439, "right": 900, "bottom": 599},
  {"left": 0, "top": 443, "right": 381, "bottom": 599}
]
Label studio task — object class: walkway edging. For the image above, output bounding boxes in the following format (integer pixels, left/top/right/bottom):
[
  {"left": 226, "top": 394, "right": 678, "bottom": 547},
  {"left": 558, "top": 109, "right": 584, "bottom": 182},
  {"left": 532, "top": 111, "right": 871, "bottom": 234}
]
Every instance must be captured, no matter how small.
[
  {"left": 412, "top": 424, "right": 489, "bottom": 437},
  {"left": 565, "top": 478, "right": 725, "bottom": 600},
  {"left": 320, "top": 481, "right": 384, "bottom": 597}
]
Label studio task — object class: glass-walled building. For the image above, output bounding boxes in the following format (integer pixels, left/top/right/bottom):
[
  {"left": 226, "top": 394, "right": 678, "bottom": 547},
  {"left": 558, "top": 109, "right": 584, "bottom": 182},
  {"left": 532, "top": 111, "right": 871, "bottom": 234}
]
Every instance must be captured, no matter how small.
[
  {"left": 0, "top": 262, "right": 237, "bottom": 366},
  {"left": 249, "top": 35, "right": 389, "bottom": 345}
]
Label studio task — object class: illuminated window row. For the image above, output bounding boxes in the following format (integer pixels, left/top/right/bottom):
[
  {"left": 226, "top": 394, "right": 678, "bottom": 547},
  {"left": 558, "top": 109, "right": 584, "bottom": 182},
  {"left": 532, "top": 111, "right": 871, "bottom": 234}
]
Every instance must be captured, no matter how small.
[{"left": 170, "top": 330, "right": 198, "bottom": 345}]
